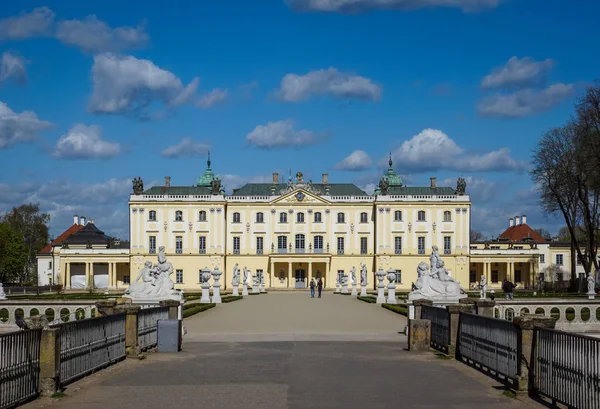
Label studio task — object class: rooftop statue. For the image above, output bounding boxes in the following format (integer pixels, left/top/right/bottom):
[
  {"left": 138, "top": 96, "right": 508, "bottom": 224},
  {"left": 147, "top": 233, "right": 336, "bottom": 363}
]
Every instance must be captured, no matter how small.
[
  {"left": 132, "top": 177, "right": 144, "bottom": 195},
  {"left": 456, "top": 177, "right": 467, "bottom": 195},
  {"left": 408, "top": 246, "right": 466, "bottom": 301},
  {"left": 378, "top": 177, "right": 389, "bottom": 195},
  {"left": 211, "top": 178, "right": 222, "bottom": 195}
]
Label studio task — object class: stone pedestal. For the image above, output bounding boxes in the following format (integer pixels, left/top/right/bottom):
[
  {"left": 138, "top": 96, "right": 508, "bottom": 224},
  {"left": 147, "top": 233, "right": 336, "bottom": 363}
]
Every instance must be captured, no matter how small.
[
  {"left": 386, "top": 284, "right": 397, "bottom": 304},
  {"left": 39, "top": 328, "right": 60, "bottom": 395},
  {"left": 408, "top": 319, "right": 431, "bottom": 352},
  {"left": 211, "top": 268, "right": 222, "bottom": 303},
  {"left": 114, "top": 304, "right": 142, "bottom": 357},
  {"left": 201, "top": 283, "right": 211, "bottom": 303},
  {"left": 242, "top": 282, "right": 249, "bottom": 296},
  {"left": 475, "top": 299, "right": 496, "bottom": 317},
  {"left": 360, "top": 284, "right": 367, "bottom": 296},
  {"left": 0, "top": 283, "right": 6, "bottom": 300},
  {"left": 260, "top": 275, "right": 266, "bottom": 293},
  {"left": 335, "top": 281, "right": 340, "bottom": 292},
  {"left": 351, "top": 283, "right": 357, "bottom": 296},
  {"left": 588, "top": 291, "right": 596, "bottom": 300},
  {"left": 252, "top": 283, "right": 259, "bottom": 294},
  {"left": 232, "top": 285, "right": 239, "bottom": 296},
  {"left": 375, "top": 268, "right": 386, "bottom": 304},
  {"left": 446, "top": 304, "right": 473, "bottom": 358},
  {"left": 341, "top": 281, "right": 348, "bottom": 294}
]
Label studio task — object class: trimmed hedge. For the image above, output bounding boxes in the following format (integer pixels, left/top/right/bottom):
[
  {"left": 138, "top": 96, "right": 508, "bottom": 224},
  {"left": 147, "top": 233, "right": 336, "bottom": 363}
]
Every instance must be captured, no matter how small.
[
  {"left": 382, "top": 303, "right": 408, "bottom": 316},
  {"left": 357, "top": 296, "right": 377, "bottom": 303},
  {"left": 334, "top": 292, "right": 352, "bottom": 295},
  {"left": 221, "top": 295, "right": 243, "bottom": 303},
  {"left": 183, "top": 303, "right": 216, "bottom": 318}
]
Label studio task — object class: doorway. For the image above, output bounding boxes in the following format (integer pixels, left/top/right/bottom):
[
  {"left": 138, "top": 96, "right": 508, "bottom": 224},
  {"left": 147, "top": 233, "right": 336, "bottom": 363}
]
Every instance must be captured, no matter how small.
[{"left": 295, "top": 269, "right": 306, "bottom": 288}]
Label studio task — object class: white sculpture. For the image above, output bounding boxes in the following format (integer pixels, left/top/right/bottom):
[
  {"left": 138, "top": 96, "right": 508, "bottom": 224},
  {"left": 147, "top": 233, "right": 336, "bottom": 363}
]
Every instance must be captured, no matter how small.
[
  {"left": 588, "top": 272, "right": 596, "bottom": 299},
  {"left": 408, "top": 246, "right": 466, "bottom": 301},
  {"left": 479, "top": 275, "right": 487, "bottom": 299},
  {"left": 232, "top": 263, "right": 240, "bottom": 286},
  {"left": 251, "top": 274, "right": 260, "bottom": 293},
  {"left": 351, "top": 267, "right": 357, "bottom": 285},
  {"left": 200, "top": 267, "right": 212, "bottom": 303},
  {"left": 341, "top": 274, "right": 349, "bottom": 293},
  {"left": 243, "top": 266, "right": 249, "bottom": 287},
  {"left": 0, "top": 282, "right": 6, "bottom": 300},
  {"left": 386, "top": 268, "right": 397, "bottom": 304},
  {"left": 211, "top": 267, "right": 222, "bottom": 303},
  {"left": 375, "top": 267, "right": 386, "bottom": 303},
  {"left": 360, "top": 264, "right": 368, "bottom": 286},
  {"left": 126, "top": 246, "right": 176, "bottom": 298}
]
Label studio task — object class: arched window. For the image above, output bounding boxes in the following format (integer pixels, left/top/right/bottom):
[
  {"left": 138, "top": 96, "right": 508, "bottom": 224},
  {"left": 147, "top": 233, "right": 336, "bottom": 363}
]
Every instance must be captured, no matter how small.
[
  {"left": 337, "top": 212, "right": 345, "bottom": 223},
  {"left": 314, "top": 212, "right": 322, "bottom": 223},
  {"left": 417, "top": 210, "right": 426, "bottom": 221},
  {"left": 295, "top": 234, "right": 305, "bottom": 253},
  {"left": 443, "top": 211, "right": 452, "bottom": 222},
  {"left": 175, "top": 210, "right": 183, "bottom": 221},
  {"left": 149, "top": 210, "right": 156, "bottom": 221},
  {"left": 256, "top": 212, "right": 264, "bottom": 223},
  {"left": 297, "top": 212, "right": 305, "bottom": 223},
  {"left": 360, "top": 212, "right": 368, "bottom": 223},
  {"left": 279, "top": 212, "right": 287, "bottom": 223},
  {"left": 394, "top": 210, "right": 402, "bottom": 221},
  {"left": 233, "top": 212, "right": 241, "bottom": 223},
  {"left": 198, "top": 211, "right": 207, "bottom": 222}
]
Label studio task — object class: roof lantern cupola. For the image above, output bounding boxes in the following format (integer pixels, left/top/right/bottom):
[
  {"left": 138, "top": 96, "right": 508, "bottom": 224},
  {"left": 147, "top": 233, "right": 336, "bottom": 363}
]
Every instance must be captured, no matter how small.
[
  {"left": 196, "top": 151, "right": 225, "bottom": 194},
  {"left": 374, "top": 151, "right": 403, "bottom": 195}
]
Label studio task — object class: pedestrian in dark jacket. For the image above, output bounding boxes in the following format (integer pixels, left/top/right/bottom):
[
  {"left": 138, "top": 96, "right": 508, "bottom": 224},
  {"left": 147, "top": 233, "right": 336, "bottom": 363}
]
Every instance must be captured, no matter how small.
[
  {"left": 502, "top": 279, "right": 516, "bottom": 300},
  {"left": 317, "top": 278, "right": 323, "bottom": 298}
]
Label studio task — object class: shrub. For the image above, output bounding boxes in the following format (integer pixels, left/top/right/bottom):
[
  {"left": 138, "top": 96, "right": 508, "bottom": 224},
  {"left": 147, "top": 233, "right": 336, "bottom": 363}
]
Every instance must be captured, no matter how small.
[
  {"left": 357, "top": 296, "right": 377, "bottom": 303},
  {"left": 382, "top": 303, "right": 407, "bottom": 316},
  {"left": 182, "top": 303, "right": 215, "bottom": 318},
  {"left": 221, "top": 295, "right": 243, "bottom": 303}
]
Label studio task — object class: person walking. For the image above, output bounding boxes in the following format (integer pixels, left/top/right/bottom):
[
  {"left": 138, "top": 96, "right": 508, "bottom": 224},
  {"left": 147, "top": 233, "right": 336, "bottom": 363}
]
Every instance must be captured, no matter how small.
[
  {"left": 502, "top": 279, "right": 516, "bottom": 300},
  {"left": 317, "top": 278, "right": 323, "bottom": 298},
  {"left": 309, "top": 278, "right": 316, "bottom": 298}
]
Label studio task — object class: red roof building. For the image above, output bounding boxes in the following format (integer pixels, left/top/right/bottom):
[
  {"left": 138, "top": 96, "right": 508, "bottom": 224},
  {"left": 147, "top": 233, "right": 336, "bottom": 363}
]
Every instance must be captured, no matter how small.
[
  {"left": 38, "top": 216, "right": 85, "bottom": 254},
  {"left": 498, "top": 214, "right": 547, "bottom": 243}
]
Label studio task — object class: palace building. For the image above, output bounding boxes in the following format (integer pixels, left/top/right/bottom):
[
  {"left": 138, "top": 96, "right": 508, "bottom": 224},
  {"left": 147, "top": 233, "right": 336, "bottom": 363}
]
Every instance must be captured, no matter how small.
[{"left": 127, "top": 156, "right": 472, "bottom": 291}]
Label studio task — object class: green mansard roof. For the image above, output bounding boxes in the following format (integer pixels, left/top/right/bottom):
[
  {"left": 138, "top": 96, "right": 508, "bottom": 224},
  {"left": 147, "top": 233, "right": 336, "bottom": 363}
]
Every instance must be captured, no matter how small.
[
  {"left": 143, "top": 186, "right": 212, "bottom": 195},
  {"left": 231, "top": 183, "right": 368, "bottom": 196}
]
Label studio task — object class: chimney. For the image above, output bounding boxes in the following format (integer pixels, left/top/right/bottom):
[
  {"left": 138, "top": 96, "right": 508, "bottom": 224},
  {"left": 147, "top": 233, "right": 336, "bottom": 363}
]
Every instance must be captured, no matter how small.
[
  {"left": 322, "top": 173, "right": 329, "bottom": 184},
  {"left": 430, "top": 177, "right": 437, "bottom": 189},
  {"left": 90, "top": 219, "right": 95, "bottom": 225},
  {"left": 80, "top": 216, "right": 86, "bottom": 226},
  {"left": 272, "top": 173, "right": 279, "bottom": 184},
  {"left": 515, "top": 215, "right": 520, "bottom": 225},
  {"left": 73, "top": 214, "right": 79, "bottom": 225},
  {"left": 521, "top": 214, "right": 527, "bottom": 225},
  {"left": 165, "top": 176, "right": 171, "bottom": 187},
  {"left": 509, "top": 217, "right": 514, "bottom": 227}
]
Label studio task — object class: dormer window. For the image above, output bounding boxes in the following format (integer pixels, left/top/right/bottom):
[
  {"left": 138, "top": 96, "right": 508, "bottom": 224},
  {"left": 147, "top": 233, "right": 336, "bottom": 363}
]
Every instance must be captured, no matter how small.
[{"left": 175, "top": 210, "right": 183, "bottom": 222}]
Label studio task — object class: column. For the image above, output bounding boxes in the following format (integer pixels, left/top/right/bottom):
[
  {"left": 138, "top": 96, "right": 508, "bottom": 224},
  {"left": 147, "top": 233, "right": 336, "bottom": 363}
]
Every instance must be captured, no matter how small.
[
  {"left": 270, "top": 261, "right": 275, "bottom": 289},
  {"left": 113, "top": 263, "right": 118, "bottom": 288},
  {"left": 308, "top": 262, "right": 312, "bottom": 284},
  {"left": 85, "top": 263, "right": 90, "bottom": 288},
  {"left": 325, "top": 260, "right": 330, "bottom": 289},
  {"left": 508, "top": 262, "right": 514, "bottom": 281},
  {"left": 65, "top": 263, "right": 71, "bottom": 289},
  {"left": 484, "top": 262, "right": 490, "bottom": 285},
  {"left": 288, "top": 261, "right": 292, "bottom": 289},
  {"left": 90, "top": 262, "right": 95, "bottom": 288}
]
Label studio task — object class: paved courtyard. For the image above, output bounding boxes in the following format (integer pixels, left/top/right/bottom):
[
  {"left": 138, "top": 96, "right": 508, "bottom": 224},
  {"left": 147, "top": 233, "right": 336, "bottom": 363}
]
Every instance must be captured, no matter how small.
[{"left": 23, "top": 292, "right": 543, "bottom": 409}]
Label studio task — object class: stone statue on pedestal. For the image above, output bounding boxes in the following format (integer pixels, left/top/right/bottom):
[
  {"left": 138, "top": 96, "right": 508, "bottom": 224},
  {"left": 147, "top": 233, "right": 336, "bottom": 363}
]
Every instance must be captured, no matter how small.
[
  {"left": 456, "top": 177, "right": 467, "bottom": 195},
  {"left": 351, "top": 266, "right": 356, "bottom": 285},
  {"left": 243, "top": 267, "right": 249, "bottom": 287},
  {"left": 408, "top": 246, "right": 466, "bottom": 301},
  {"left": 588, "top": 272, "right": 596, "bottom": 294},
  {"left": 132, "top": 177, "right": 144, "bottom": 194},
  {"left": 479, "top": 275, "right": 487, "bottom": 299},
  {"left": 232, "top": 263, "right": 240, "bottom": 286},
  {"left": 0, "top": 282, "right": 6, "bottom": 300},
  {"left": 126, "top": 246, "right": 175, "bottom": 298},
  {"left": 360, "top": 264, "right": 368, "bottom": 286}
]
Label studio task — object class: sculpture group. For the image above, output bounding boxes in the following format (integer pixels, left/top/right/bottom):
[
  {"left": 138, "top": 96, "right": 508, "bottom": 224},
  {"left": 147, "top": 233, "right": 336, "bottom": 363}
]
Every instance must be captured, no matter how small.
[
  {"left": 126, "top": 246, "right": 176, "bottom": 298},
  {"left": 409, "top": 245, "right": 466, "bottom": 301}
]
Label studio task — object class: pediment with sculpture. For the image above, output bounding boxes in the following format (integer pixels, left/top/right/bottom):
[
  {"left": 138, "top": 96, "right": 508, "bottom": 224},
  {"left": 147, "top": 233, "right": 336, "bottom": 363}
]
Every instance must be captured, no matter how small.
[{"left": 271, "top": 188, "right": 330, "bottom": 205}]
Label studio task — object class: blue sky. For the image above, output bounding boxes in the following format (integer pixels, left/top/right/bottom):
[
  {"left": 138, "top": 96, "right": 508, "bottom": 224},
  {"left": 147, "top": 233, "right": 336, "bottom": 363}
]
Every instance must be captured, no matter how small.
[{"left": 0, "top": 0, "right": 597, "bottom": 240}]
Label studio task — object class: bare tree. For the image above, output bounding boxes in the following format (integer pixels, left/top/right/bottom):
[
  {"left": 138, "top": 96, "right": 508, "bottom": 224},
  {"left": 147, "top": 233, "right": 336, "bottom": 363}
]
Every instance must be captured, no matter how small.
[
  {"left": 531, "top": 83, "right": 600, "bottom": 276},
  {"left": 470, "top": 230, "right": 484, "bottom": 242},
  {"left": 533, "top": 227, "right": 551, "bottom": 240}
]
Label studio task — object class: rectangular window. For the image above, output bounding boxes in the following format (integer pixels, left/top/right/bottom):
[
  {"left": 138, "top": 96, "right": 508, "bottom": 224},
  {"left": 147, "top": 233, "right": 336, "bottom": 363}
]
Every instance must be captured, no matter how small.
[
  {"left": 360, "top": 237, "right": 368, "bottom": 255},
  {"left": 418, "top": 237, "right": 425, "bottom": 254},
  {"left": 175, "top": 236, "right": 183, "bottom": 254},
  {"left": 443, "top": 236, "right": 451, "bottom": 255},
  {"left": 123, "top": 275, "right": 130, "bottom": 284},
  {"left": 539, "top": 254, "right": 545, "bottom": 264},
  {"left": 278, "top": 236, "right": 287, "bottom": 253},
  {"left": 199, "top": 236, "right": 206, "bottom": 254},
  {"left": 394, "top": 237, "right": 402, "bottom": 254},
  {"left": 395, "top": 270, "right": 402, "bottom": 284},
  {"left": 556, "top": 254, "right": 563, "bottom": 265},
  {"left": 314, "top": 236, "right": 323, "bottom": 253},
  {"left": 337, "top": 237, "right": 344, "bottom": 254},
  {"left": 256, "top": 237, "right": 263, "bottom": 254},
  {"left": 233, "top": 237, "right": 240, "bottom": 254},
  {"left": 469, "top": 270, "right": 476, "bottom": 283},
  {"left": 337, "top": 270, "right": 344, "bottom": 283},
  {"left": 491, "top": 270, "right": 499, "bottom": 283},
  {"left": 149, "top": 236, "right": 156, "bottom": 254},
  {"left": 48, "top": 261, "right": 52, "bottom": 269},
  {"left": 256, "top": 269, "right": 263, "bottom": 283},
  {"left": 176, "top": 269, "right": 183, "bottom": 284},
  {"left": 515, "top": 270, "right": 522, "bottom": 283}
]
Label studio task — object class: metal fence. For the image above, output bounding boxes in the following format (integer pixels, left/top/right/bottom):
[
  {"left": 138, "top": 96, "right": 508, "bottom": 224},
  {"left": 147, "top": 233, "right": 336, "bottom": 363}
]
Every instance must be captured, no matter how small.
[
  {"left": 56, "top": 313, "right": 126, "bottom": 387},
  {"left": 458, "top": 312, "right": 521, "bottom": 380},
  {"left": 137, "top": 306, "right": 169, "bottom": 351},
  {"left": 0, "top": 329, "right": 42, "bottom": 409},
  {"left": 421, "top": 305, "right": 450, "bottom": 352},
  {"left": 534, "top": 328, "right": 600, "bottom": 409}
]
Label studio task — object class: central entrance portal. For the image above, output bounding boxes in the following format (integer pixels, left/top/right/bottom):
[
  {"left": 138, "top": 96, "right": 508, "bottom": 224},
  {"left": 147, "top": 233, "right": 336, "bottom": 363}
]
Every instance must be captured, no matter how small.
[{"left": 295, "top": 269, "right": 306, "bottom": 289}]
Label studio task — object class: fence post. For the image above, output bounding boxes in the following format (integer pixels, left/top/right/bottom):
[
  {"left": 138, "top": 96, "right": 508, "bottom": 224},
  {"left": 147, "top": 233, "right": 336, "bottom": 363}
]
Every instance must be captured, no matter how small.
[
  {"left": 446, "top": 304, "right": 473, "bottom": 358},
  {"left": 95, "top": 300, "right": 117, "bottom": 316},
  {"left": 513, "top": 314, "right": 557, "bottom": 396},
  {"left": 408, "top": 319, "right": 431, "bottom": 351},
  {"left": 475, "top": 300, "right": 496, "bottom": 317},
  {"left": 114, "top": 305, "right": 141, "bottom": 357},
  {"left": 39, "top": 328, "right": 60, "bottom": 396},
  {"left": 160, "top": 300, "right": 182, "bottom": 351},
  {"left": 412, "top": 299, "right": 433, "bottom": 319}
]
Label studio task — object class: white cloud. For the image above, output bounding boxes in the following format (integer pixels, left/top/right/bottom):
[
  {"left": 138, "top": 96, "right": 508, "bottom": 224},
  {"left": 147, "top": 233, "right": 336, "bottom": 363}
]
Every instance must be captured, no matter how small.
[
  {"left": 389, "top": 128, "right": 528, "bottom": 173},
  {"left": 0, "top": 52, "right": 27, "bottom": 85},
  {"left": 481, "top": 56, "right": 554, "bottom": 90},
  {"left": 196, "top": 88, "right": 228, "bottom": 109},
  {"left": 0, "top": 101, "right": 53, "bottom": 149},
  {"left": 0, "top": 7, "right": 55, "bottom": 40},
  {"left": 286, "top": 0, "right": 503, "bottom": 13},
  {"left": 88, "top": 53, "right": 199, "bottom": 118},
  {"left": 55, "top": 15, "right": 148, "bottom": 53},
  {"left": 478, "top": 83, "right": 574, "bottom": 117},
  {"left": 441, "top": 176, "right": 502, "bottom": 203},
  {"left": 161, "top": 137, "right": 210, "bottom": 158},
  {"left": 245, "top": 120, "right": 324, "bottom": 148},
  {"left": 335, "top": 150, "right": 372, "bottom": 171},
  {"left": 54, "top": 123, "right": 121, "bottom": 159},
  {"left": 276, "top": 67, "right": 381, "bottom": 102}
]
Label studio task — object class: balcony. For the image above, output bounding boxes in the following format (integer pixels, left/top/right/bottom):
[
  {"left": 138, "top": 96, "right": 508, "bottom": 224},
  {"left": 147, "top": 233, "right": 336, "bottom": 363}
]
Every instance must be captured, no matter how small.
[
  {"left": 295, "top": 248, "right": 305, "bottom": 254},
  {"left": 314, "top": 248, "right": 323, "bottom": 254},
  {"left": 278, "top": 248, "right": 287, "bottom": 254}
]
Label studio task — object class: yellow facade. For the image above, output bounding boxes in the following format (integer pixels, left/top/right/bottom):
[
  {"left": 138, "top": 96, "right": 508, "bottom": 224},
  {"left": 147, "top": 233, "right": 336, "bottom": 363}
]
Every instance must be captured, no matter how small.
[
  {"left": 128, "top": 165, "right": 472, "bottom": 291},
  {"left": 469, "top": 242, "right": 539, "bottom": 289}
]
